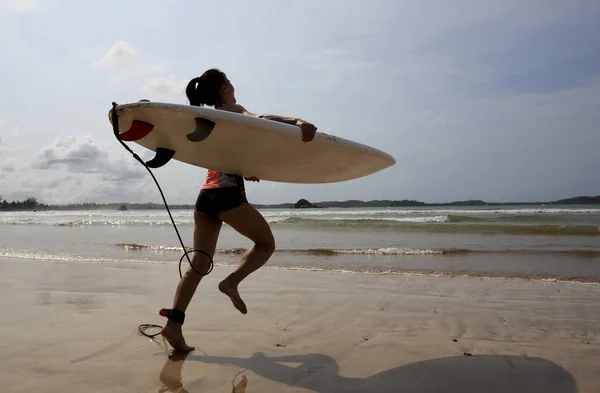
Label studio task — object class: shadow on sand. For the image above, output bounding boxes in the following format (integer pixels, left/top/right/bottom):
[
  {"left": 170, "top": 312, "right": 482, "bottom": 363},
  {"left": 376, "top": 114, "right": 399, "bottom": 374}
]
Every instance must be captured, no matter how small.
[{"left": 157, "top": 350, "right": 577, "bottom": 393}]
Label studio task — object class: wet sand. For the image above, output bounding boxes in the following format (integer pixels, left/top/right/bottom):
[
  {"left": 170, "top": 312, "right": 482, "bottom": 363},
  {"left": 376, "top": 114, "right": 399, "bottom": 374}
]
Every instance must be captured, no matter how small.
[{"left": 1, "top": 257, "right": 599, "bottom": 392}]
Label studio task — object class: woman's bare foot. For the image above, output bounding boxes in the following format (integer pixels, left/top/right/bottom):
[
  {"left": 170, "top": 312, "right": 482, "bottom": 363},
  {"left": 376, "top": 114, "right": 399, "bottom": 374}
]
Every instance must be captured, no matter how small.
[
  {"left": 161, "top": 321, "right": 195, "bottom": 352},
  {"left": 218, "top": 278, "right": 247, "bottom": 314}
]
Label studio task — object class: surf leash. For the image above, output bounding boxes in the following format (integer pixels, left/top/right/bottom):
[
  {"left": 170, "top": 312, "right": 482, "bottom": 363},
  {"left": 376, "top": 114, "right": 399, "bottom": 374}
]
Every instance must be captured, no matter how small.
[{"left": 110, "top": 102, "right": 214, "bottom": 339}]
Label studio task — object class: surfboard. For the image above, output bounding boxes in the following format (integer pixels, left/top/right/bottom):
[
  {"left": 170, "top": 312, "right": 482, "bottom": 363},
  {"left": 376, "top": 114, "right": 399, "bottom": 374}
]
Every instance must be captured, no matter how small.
[{"left": 108, "top": 101, "right": 395, "bottom": 184}]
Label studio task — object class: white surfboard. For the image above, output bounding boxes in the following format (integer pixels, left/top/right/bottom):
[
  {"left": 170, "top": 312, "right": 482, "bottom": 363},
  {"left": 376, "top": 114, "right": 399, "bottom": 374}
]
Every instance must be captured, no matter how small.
[{"left": 108, "top": 101, "right": 395, "bottom": 184}]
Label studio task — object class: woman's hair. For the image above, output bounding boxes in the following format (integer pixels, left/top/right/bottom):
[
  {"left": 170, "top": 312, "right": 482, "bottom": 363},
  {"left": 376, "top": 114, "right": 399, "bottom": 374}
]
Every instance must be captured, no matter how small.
[{"left": 185, "top": 68, "right": 228, "bottom": 107}]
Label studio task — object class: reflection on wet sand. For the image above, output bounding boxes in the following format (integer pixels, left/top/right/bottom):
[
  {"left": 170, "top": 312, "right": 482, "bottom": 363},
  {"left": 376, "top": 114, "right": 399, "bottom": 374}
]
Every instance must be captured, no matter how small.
[
  {"left": 158, "top": 350, "right": 577, "bottom": 393},
  {"left": 158, "top": 351, "right": 248, "bottom": 393}
]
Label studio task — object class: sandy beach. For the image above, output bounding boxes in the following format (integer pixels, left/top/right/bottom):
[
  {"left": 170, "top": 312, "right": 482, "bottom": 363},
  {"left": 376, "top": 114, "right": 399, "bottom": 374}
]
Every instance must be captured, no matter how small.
[{"left": 0, "top": 257, "right": 599, "bottom": 392}]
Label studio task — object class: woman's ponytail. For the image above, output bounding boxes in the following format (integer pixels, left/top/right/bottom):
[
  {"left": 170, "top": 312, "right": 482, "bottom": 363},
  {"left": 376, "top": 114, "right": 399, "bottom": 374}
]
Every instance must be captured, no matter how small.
[{"left": 185, "top": 77, "right": 203, "bottom": 106}]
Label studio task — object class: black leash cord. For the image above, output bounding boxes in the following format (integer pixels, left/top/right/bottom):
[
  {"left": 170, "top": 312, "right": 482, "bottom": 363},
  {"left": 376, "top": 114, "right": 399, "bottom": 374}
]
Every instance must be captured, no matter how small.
[
  {"left": 110, "top": 102, "right": 213, "bottom": 338},
  {"left": 138, "top": 324, "right": 163, "bottom": 338}
]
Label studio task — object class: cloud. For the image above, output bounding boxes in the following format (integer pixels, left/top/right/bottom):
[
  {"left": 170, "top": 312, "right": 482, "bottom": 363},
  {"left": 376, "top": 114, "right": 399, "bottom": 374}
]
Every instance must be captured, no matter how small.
[
  {"left": 92, "top": 41, "right": 188, "bottom": 103},
  {"left": 140, "top": 75, "right": 188, "bottom": 101},
  {"left": 0, "top": 140, "right": 17, "bottom": 172},
  {"left": 1, "top": 0, "right": 42, "bottom": 13},
  {"left": 33, "top": 134, "right": 109, "bottom": 173},
  {"left": 91, "top": 41, "right": 170, "bottom": 83},
  {"left": 0, "top": 129, "right": 25, "bottom": 175},
  {"left": 33, "top": 133, "right": 147, "bottom": 181},
  {"left": 1, "top": 133, "right": 159, "bottom": 204},
  {"left": 91, "top": 41, "right": 138, "bottom": 71}
]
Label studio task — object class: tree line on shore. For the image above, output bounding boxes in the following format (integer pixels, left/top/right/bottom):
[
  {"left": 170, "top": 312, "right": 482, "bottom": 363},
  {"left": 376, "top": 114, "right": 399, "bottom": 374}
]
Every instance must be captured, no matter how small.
[{"left": 1, "top": 195, "right": 598, "bottom": 212}]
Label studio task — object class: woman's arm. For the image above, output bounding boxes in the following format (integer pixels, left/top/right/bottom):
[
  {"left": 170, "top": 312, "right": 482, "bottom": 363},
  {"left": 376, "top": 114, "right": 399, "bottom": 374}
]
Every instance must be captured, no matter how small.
[
  {"left": 257, "top": 113, "right": 300, "bottom": 125},
  {"left": 219, "top": 104, "right": 301, "bottom": 125},
  {"left": 260, "top": 114, "right": 317, "bottom": 142},
  {"left": 218, "top": 103, "right": 316, "bottom": 142}
]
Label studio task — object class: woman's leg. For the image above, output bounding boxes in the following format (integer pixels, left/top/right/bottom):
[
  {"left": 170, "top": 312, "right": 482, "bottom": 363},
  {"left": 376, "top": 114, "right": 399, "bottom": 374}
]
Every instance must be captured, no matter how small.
[
  {"left": 217, "top": 202, "right": 275, "bottom": 314},
  {"left": 161, "top": 209, "right": 222, "bottom": 352}
]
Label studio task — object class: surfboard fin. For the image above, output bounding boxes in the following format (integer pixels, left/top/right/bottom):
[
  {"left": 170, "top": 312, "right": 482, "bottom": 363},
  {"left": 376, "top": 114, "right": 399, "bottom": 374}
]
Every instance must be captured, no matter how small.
[
  {"left": 145, "top": 147, "right": 176, "bottom": 168},
  {"left": 186, "top": 117, "right": 216, "bottom": 142}
]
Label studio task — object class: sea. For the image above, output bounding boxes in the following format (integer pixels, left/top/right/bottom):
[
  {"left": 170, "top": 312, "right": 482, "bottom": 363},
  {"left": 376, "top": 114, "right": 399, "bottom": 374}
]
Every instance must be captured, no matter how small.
[{"left": 1, "top": 205, "right": 600, "bottom": 283}]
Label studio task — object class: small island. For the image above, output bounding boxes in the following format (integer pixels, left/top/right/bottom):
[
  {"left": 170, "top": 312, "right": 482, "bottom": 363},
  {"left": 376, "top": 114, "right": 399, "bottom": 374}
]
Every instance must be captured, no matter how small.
[{"left": 294, "top": 199, "right": 326, "bottom": 209}]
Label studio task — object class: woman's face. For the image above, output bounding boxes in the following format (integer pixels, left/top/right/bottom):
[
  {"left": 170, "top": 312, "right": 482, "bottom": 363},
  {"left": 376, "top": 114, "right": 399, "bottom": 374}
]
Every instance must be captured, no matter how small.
[{"left": 220, "top": 77, "right": 236, "bottom": 104}]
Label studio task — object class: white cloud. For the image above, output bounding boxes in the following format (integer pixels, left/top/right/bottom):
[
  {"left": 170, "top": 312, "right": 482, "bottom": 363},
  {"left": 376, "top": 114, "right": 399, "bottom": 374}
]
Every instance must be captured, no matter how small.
[
  {"left": 91, "top": 41, "right": 170, "bottom": 83},
  {"left": 140, "top": 75, "right": 188, "bottom": 101},
  {"left": 91, "top": 41, "right": 138, "bottom": 72},
  {"left": 1, "top": 0, "right": 42, "bottom": 13},
  {"left": 92, "top": 41, "right": 186, "bottom": 102}
]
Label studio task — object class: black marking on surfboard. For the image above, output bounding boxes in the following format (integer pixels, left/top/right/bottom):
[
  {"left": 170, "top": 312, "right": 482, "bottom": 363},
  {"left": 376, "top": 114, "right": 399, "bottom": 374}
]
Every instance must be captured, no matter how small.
[
  {"left": 186, "top": 117, "right": 216, "bottom": 142},
  {"left": 320, "top": 133, "right": 339, "bottom": 144},
  {"left": 145, "top": 147, "right": 176, "bottom": 168}
]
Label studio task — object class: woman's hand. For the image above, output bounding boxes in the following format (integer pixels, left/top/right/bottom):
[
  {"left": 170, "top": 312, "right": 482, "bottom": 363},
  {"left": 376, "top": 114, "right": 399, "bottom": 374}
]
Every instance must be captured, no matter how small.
[
  {"left": 296, "top": 119, "right": 317, "bottom": 142},
  {"left": 244, "top": 176, "right": 260, "bottom": 182}
]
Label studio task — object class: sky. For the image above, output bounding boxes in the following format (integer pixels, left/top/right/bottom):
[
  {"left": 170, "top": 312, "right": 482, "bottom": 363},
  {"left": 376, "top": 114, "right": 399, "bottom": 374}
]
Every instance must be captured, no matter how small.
[{"left": 0, "top": 0, "right": 599, "bottom": 205}]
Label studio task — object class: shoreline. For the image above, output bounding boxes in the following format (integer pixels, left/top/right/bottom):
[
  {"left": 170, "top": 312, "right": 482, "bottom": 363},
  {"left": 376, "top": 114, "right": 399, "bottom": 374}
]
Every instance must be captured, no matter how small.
[{"left": 3, "top": 252, "right": 600, "bottom": 285}]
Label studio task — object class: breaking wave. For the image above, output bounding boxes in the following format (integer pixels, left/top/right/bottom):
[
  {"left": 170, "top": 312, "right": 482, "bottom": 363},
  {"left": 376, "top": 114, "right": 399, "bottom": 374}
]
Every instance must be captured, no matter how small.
[
  {"left": 114, "top": 243, "right": 600, "bottom": 258},
  {"left": 2, "top": 248, "right": 599, "bottom": 284}
]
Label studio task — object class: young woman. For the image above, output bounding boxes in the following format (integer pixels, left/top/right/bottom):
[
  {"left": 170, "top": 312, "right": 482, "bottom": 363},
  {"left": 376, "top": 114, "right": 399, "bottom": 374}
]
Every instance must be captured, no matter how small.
[{"left": 160, "top": 68, "right": 317, "bottom": 352}]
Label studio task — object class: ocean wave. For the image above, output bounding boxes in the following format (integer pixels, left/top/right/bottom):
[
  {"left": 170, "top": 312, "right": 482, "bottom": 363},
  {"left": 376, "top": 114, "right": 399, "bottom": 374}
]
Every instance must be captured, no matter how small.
[
  {"left": 2, "top": 207, "right": 599, "bottom": 231},
  {"left": 1, "top": 217, "right": 598, "bottom": 236},
  {"left": 271, "top": 218, "right": 600, "bottom": 235},
  {"left": 115, "top": 243, "right": 454, "bottom": 255},
  {"left": 0, "top": 218, "right": 191, "bottom": 227},
  {"left": 114, "top": 243, "right": 600, "bottom": 258},
  {"left": 262, "top": 208, "right": 600, "bottom": 216},
  {"left": 446, "top": 214, "right": 579, "bottom": 223},
  {"left": 0, "top": 215, "right": 449, "bottom": 226},
  {"left": 2, "top": 249, "right": 599, "bottom": 284}
]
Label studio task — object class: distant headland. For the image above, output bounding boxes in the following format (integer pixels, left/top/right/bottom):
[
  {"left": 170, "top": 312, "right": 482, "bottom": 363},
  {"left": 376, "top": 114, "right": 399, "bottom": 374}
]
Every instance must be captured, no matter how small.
[
  {"left": 283, "top": 196, "right": 600, "bottom": 209},
  {"left": 1, "top": 195, "right": 598, "bottom": 211}
]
